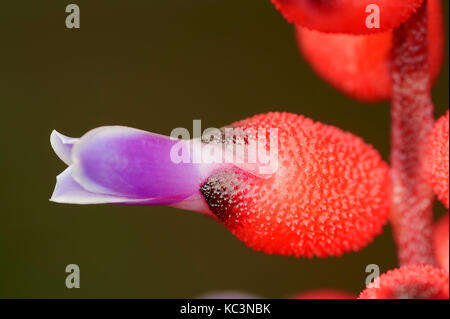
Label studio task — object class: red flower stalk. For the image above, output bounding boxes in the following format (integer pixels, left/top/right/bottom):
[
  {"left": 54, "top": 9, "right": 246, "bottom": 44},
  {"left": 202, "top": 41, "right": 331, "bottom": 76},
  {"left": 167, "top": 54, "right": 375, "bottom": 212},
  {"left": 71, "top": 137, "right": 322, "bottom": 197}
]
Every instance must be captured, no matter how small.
[
  {"left": 433, "top": 214, "right": 449, "bottom": 272},
  {"left": 425, "top": 110, "right": 449, "bottom": 208},
  {"left": 358, "top": 265, "right": 449, "bottom": 299},
  {"left": 389, "top": 1, "right": 436, "bottom": 266},
  {"left": 201, "top": 112, "right": 390, "bottom": 257}
]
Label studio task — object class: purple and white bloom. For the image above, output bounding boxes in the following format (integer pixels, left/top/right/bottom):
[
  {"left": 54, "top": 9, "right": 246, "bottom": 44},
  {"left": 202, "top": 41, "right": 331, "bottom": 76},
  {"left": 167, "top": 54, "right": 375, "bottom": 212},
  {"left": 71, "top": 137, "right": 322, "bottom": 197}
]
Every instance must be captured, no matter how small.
[
  {"left": 51, "top": 126, "right": 218, "bottom": 213},
  {"left": 50, "top": 126, "right": 268, "bottom": 214}
]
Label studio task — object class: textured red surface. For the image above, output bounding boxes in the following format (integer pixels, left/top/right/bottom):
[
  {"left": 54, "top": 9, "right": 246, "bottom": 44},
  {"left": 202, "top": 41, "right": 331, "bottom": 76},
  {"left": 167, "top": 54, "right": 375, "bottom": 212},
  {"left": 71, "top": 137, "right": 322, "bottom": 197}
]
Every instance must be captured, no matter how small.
[
  {"left": 425, "top": 111, "right": 449, "bottom": 208},
  {"left": 434, "top": 214, "right": 449, "bottom": 272},
  {"left": 358, "top": 265, "right": 449, "bottom": 299},
  {"left": 271, "top": 0, "right": 424, "bottom": 34},
  {"left": 200, "top": 112, "right": 390, "bottom": 257},
  {"left": 295, "top": 0, "right": 443, "bottom": 102},
  {"left": 293, "top": 289, "right": 354, "bottom": 299}
]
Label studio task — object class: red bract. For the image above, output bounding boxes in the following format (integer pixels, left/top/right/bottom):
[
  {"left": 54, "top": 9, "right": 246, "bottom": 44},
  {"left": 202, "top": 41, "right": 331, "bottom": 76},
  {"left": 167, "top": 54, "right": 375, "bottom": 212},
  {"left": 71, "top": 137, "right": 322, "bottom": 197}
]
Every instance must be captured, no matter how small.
[
  {"left": 293, "top": 289, "right": 354, "bottom": 299},
  {"left": 200, "top": 112, "right": 390, "bottom": 257},
  {"left": 271, "top": 0, "right": 424, "bottom": 34},
  {"left": 358, "top": 265, "right": 449, "bottom": 299},
  {"left": 295, "top": 0, "right": 443, "bottom": 102},
  {"left": 434, "top": 214, "right": 449, "bottom": 272},
  {"left": 425, "top": 110, "right": 449, "bottom": 208}
]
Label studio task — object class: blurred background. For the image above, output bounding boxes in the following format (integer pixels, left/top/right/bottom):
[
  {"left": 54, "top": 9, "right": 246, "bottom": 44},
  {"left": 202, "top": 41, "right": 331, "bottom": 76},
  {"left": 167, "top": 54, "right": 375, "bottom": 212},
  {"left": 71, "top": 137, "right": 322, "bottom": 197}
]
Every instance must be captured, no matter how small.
[{"left": 0, "top": 0, "right": 448, "bottom": 298}]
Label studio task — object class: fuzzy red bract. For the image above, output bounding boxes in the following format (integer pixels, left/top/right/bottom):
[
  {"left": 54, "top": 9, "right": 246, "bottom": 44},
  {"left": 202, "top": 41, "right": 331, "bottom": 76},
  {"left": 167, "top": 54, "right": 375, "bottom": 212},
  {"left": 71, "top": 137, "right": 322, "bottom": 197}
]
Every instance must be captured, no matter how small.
[
  {"left": 295, "top": 0, "right": 443, "bottom": 102},
  {"left": 358, "top": 265, "right": 449, "bottom": 299},
  {"left": 425, "top": 110, "right": 449, "bottom": 208},
  {"left": 293, "top": 289, "right": 354, "bottom": 299},
  {"left": 434, "top": 214, "right": 449, "bottom": 272},
  {"left": 200, "top": 112, "right": 390, "bottom": 257},
  {"left": 271, "top": 0, "right": 424, "bottom": 34}
]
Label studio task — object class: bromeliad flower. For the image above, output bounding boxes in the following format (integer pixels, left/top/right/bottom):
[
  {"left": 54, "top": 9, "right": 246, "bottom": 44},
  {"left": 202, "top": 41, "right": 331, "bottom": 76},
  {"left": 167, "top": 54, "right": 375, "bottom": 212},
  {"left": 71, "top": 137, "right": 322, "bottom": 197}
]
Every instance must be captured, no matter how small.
[
  {"left": 45, "top": 0, "right": 449, "bottom": 299},
  {"left": 51, "top": 112, "right": 390, "bottom": 258}
]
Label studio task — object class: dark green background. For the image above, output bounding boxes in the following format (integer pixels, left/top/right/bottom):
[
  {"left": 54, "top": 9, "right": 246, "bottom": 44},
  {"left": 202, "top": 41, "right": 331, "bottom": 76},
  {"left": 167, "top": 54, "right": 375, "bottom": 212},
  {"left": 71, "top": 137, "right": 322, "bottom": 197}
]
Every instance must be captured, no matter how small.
[{"left": 0, "top": 1, "right": 448, "bottom": 298}]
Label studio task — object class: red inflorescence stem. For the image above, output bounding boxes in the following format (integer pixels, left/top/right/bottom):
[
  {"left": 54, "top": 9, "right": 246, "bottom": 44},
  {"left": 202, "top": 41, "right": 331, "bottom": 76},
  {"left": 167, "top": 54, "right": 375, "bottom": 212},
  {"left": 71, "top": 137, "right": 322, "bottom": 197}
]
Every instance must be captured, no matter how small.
[{"left": 390, "top": 0, "right": 436, "bottom": 266}]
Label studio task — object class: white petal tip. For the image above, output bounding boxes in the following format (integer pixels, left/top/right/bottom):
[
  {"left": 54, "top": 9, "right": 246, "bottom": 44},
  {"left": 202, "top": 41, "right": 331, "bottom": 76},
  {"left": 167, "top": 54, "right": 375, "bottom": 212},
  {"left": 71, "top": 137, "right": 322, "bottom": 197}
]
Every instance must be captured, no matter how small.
[
  {"left": 50, "top": 166, "right": 152, "bottom": 205},
  {"left": 50, "top": 130, "right": 79, "bottom": 165}
]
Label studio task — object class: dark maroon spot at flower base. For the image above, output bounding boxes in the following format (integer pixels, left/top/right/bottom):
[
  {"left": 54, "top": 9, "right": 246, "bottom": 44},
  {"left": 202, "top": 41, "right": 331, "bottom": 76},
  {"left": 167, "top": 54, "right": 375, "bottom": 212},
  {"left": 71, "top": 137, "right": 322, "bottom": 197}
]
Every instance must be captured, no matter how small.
[{"left": 200, "top": 168, "right": 256, "bottom": 228}]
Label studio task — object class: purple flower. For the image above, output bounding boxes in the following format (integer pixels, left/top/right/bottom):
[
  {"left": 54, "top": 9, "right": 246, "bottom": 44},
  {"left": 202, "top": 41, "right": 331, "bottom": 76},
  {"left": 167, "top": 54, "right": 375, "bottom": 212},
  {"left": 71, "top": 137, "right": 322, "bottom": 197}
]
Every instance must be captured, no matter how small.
[{"left": 50, "top": 126, "right": 222, "bottom": 214}]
